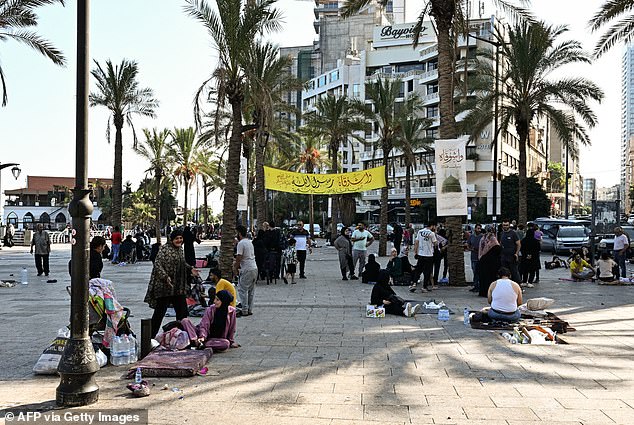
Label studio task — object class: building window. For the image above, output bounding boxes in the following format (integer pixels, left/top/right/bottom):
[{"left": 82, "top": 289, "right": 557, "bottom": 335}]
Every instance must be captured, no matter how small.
[
  {"left": 427, "top": 84, "right": 438, "bottom": 94},
  {"left": 427, "top": 106, "right": 439, "bottom": 118},
  {"left": 398, "top": 82, "right": 405, "bottom": 98},
  {"left": 318, "top": 75, "right": 326, "bottom": 87},
  {"left": 428, "top": 60, "right": 438, "bottom": 71},
  {"left": 407, "top": 80, "right": 414, "bottom": 92},
  {"left": 353, "top": 84, "right": 360, "bottom": 97}
]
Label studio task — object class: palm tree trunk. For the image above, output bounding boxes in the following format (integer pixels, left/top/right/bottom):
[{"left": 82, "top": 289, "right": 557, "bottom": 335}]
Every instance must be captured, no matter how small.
[
  {"left": 183, "top": 178, "right": 189, "bottom": 226},
  {"left": 255, "top": 140, "right": 267, "bottom": 229},
  {"left": 155, "top": 170, "right": 162, "bottom": 245},
  {"left": 518, "top": 132, "right": 528, "bottom": 225},
  {"left": 405, "top": 164, "right": 412, "bottom": 225},
  {"left": 219, "top": 97, "right": 244, "bottom": 277},
  {"left": 379, "top": 149, "right": 389, "bottom": 256},
  {"left": 330, "top": 142, "right": 340, "bottom": 243},
  {"left": 112, "top": 118, "right": 124, "bottom": 228},
  {"left": 309, "top": 194, "right": 315, "bottom": 237}
]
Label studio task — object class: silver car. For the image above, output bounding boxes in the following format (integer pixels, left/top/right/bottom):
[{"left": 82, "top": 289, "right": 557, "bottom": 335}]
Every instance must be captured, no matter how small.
[{"left": 552, "top": 226, "right": 590, "bottom": 255}]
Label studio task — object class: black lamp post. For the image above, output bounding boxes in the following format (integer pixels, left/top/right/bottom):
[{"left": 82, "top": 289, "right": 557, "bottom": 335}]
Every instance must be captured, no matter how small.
[
  {"left": 56, "top": 0, "right": 99, "bottom": 406},
  {"left": 0, "top": 163, "right": 21, "bottom": 224}
]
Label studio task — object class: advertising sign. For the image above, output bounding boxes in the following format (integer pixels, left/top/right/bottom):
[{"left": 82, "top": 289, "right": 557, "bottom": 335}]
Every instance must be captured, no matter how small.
[
  {"left": 372, "top": 21, "right": 435, "bottom": 48},
  {"left": 435, "top": 138, "right": 468, "bottom": 216}
]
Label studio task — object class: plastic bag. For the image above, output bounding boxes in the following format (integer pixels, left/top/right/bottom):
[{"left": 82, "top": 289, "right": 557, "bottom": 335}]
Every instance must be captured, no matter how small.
[
  {"left": 33, "top": 328, "right": 70, "bottom": 375},
  {"left": 95, "top": 349, "right": 108, "bottom": 368}
]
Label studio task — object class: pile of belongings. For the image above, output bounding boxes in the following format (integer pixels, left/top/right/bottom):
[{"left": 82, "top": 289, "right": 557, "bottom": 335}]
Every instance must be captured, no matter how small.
[{"left": 0, "top": 280, "right": 17, "bottom": 288}]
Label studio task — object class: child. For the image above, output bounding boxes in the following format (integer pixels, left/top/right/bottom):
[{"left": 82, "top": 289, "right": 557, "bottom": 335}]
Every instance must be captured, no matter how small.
[
  {"left": 283, "top": 238, "right": 298, "bottom": 284},
  {"left": 596, "top": 252, "right": 617, "bottom": 282}
]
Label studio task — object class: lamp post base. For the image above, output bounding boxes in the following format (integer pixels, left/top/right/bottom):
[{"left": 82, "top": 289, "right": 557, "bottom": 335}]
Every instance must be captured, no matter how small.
[{"left": 56, "top": 337, "right": 99, "bottom": 407}]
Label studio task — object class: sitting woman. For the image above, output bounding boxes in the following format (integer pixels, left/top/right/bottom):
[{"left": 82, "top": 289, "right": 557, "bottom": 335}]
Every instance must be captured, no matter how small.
[
  {"left": 486, "top": 267, "right": 523, "bottom": 323},
  {"left": 181, "top": 290, "right": 240, "bottom": 352},
  {"left": 386, "top": 248, "right": 403, "bottom": 280},
  {"left": 569, "top": 252, "right": 595, "bottom": 281},
  {"left": 362, "top": 254, "right": 381, "bottom": 283},
  {"left": 596, "top": 252, "right": 617, "bottom": 282},
  {"left": 371, "top": 270, "right": 420, "bottom": 317}
]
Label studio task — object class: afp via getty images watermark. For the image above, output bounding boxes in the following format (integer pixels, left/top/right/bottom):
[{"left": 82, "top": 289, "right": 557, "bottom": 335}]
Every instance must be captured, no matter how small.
[{"left": 2, "top": 409, "right": 148, "bottom": 425}]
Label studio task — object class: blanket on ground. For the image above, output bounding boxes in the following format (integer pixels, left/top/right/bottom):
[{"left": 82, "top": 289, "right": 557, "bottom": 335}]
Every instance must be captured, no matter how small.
[{"left": 127, "top": 347, "right": 212, "bottom": 378}]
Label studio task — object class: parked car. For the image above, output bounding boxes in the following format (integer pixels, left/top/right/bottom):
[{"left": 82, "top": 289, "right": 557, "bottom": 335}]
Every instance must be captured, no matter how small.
[
  {"left": 598, "top": 225, "right": 634, "bottom": 258},
  {"left": 303, "top": 223, "right": 322, "bottom": 238},
  {"left": 551, "top": 226, "right": 590, "bottom": 255},
  {"left": 368, "top": 224, "right": 394, "bottom": 240},
  {"left": 531, "top": 218, "right": 591, "bottom": 253}
]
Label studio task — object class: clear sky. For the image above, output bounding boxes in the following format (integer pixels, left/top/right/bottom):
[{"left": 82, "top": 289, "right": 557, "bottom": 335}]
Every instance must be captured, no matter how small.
[{"left": 0, "top": 0, "right": 622, "bottom": 214}]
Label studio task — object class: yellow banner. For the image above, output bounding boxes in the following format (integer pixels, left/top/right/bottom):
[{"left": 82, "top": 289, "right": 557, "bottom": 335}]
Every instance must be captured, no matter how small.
[{"left": 264, "top": 166, "right": 387, "bottom": 194}]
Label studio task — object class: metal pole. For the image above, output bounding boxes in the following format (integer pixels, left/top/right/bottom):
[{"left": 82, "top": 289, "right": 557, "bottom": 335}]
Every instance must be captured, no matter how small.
[
  {"left": 565, "top": 146, "right": 569, "bottom": 219},
  {"left": 57, "top": 0, "right": 99, "bottom": 407},
  {"left": 590, "top": 189, "right": 597, "bottom": 265},
  {"left": 492, "top": 43, "right": 500, "bottom": 222}
]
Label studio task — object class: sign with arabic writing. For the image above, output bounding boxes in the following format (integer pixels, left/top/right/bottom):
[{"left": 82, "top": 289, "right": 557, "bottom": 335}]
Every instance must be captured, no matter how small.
[
  {"left": 435, "top": 138, "right": 468, "bottom": 216},
  {"left": 264, "top": 166, "right": 387, "bottom": 195}
]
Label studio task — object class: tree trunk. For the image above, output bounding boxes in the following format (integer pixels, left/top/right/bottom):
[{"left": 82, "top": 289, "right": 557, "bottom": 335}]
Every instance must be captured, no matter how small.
[
  {"left": 255, "top": 140, "right": 267, "bottom": 229},
  {"left": 183, "top": 178, "right": 189, "bottom": 226},
  {"left": 518, "top": 130, "right": 528, "bottom": 226},
  {"left": 405, "top": 164, "right": 412, "bottom": 225},
  {"left": 379, "top": 149, "right": 389, "bottom": 256},
  {"left": 309, "top": 194, "right": 315, "bottom": 237},
  {"left": 155, "top": 170, "right": 162, "bottom": 245},
  {"left": 445, "top": 216, "right": 466, "bottom": 285},
  {"left": 219, "top": 97, "right": 244, "bottom": 278},
  {"left": 112, "top": 116, "right": 124, "bottom": 228},
  {"left": 329, "top": 142, "right": 340, "bottom": 243}
]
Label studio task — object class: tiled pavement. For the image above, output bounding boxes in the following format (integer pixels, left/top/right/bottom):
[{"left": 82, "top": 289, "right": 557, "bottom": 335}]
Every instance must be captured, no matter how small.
[{"left": 1, "top": 240, "right": 634, "bottom": 424}]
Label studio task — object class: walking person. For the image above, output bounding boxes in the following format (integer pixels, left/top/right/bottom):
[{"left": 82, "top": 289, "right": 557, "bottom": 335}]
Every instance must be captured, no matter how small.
[
  {"left": 289, "top": 221, "right": 311, "bottom": 279},
  {"left": 350, "top": 222, "right": 374, "bottom": 277},
  {"left": 409, "top": 222, "right": 437, "bottom": 293},
  {"left": 392, "top": 223, "right": 403, "bottom": 254},
  {"left": 110, "top": 225, "right": 122, "bottom": 264},
  {"left": 3, "top": 222, "right": 15, "bottom": 247},
  {"left": 144, "top": 229, "right": 200, "bottom": 338},
  {"left": 334, "top": 227, "right": 357, "bottom": 280},
  {"left": 613, "top": 226, "right": 629, "bottom": 278},
  {"left": 234, "top": 225, "right": 258, "bottom": 317},
  {"left": 498, "top": 220, "right": 521, "bottom": 283},
  {"left": 30, "top": 223, "right": 51, "bottom": 276},
  {"left": 467, "top": 224, "right": 483, "bottom": 292}
]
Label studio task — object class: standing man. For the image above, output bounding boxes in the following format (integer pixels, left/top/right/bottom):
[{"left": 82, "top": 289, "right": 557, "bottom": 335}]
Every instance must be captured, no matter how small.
[
  {"left": 290, "top": 221, "right": 311, "bottom": 279},
  {"left": 499, "top": 220, "right": 521, "bottom": 283},
  {"left": 351, "top": 222, "right": 374, "bottom": 277},
  {"left": 30, "top": 223, "right": 51, "bottom": 276},
  {"left": 392, "top": 222, "right": 403, "bottom": 254},
  {"left": 467, "top": 224, "right": 483, "bottom": 292},
  {"left": 613, "top": 226, "right": 630, "bottom": 278},
  {"left": 410, "top": 222, "right": 437, "bottom": 293},
  {"left": 233, "top": 225, "right": 258, "bottom": 317},
  {"left": 110, "top": 225, "right": 122, "bottom": 264}
]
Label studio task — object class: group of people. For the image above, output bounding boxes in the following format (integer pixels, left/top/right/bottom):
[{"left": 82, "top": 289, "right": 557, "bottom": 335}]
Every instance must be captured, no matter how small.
[{"left": 253, "top": 221, "right": 311, "bottom": 284}]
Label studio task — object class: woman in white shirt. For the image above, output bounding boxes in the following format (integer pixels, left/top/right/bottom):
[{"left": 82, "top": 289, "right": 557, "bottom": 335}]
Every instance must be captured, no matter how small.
[
  {"left": 596, "top": 252, "right": 617, "bottom": 282},
  {"left": 487, "top": 267, "right": 523, "bottom": 322}
]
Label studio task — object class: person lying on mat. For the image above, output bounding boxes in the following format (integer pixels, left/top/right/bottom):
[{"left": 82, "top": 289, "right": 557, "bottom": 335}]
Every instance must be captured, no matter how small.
[
  {"left": 569, "top": 253, "right": 595, "bottom": 281},
  {"left": 371, "top": 270, "right": 420, "bottom": 317},
  {"left": 181, "top": 290, "right": 240, "bottom": 351},
  {"left": 486, "top": 267, "right": 523, "bottom": 323}
]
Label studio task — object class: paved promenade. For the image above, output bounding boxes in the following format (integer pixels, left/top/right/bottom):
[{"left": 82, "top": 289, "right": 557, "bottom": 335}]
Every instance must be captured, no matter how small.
[{"left": 1, "top": 240, "right": 634, "bottom": 424}]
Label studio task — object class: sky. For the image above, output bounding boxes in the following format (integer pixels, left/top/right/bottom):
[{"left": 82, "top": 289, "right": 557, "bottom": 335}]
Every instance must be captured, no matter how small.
[{"left": 0, "top": 0, "right": 623, "bottom": 214}]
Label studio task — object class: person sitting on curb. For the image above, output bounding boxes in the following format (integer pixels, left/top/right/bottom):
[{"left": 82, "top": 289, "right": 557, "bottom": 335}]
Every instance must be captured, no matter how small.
[
  {"left": 486, "top": 267, "right": 523, "bottom": 323},
  {"left": 371, "top": 270, "right": 420, "bottom": 317},
  {"left": 569, "top": 252, "right": 595, "bottom": 281}
]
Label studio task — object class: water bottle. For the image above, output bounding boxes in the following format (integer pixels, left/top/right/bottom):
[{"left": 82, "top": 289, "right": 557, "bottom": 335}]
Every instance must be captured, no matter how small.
[
  {"left": 463, "top": 308, "right": 470, "bottom": 325},
  {"left": 122, "top": 335, "right": 131, "bottom": 365},
  {"left": 110, "top": 336, "right": 121, "bottom": 365},
  {"left": 135, "top": 367, "right": 142, "bottom": 384},
  {"left": 20, "top": 267, "right": 28, "bottom": 285},
  {"left": 129, "top": 335, "right": 138, "bottom": 362}
]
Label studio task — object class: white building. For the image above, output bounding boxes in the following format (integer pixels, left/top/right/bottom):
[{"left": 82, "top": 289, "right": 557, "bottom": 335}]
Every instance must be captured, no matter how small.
[{"left": 621, "top": 45, "right": 634, "bottom": 200}]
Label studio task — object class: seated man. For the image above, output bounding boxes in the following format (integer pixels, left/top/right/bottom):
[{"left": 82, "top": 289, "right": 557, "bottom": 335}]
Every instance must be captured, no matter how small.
[
  {"left": 119, "top": 235, "right": 137, "bottom": 263},
  {"left": 205, "top": 268, "right": 237, "bottom": 307},
  {"left": 569, "top": 252, "right": 595, "bottom": 280},
  {"left": 362, "top": 254, "right": 381, "bottom": 283},
  {"left": 486, "top": 267, "right": 523, "bottom": 322}
]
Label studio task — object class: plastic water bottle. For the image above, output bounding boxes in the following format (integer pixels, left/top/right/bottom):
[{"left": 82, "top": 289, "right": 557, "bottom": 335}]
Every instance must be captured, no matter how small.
[
  {"left": 122, "top": 335, "right": 131, "bottom": 365},
  {"left": 129, "top": 335, "right": 138, "bottom": 363},
  {"left": 135, "top": 367, "right": 142, "bottom": 384},
  {"left": 110, "top": 336, "right": 121, "bottom": 365},
  {"left": 20, "top": 267, "right": 28, "bottom": 285},
  {"left": 463, "top": 308, "right": 470, "bottom": 325}
]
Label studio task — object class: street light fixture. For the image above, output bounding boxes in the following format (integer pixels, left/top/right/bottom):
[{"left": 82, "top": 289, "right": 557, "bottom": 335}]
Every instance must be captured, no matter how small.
[{"left": 0, "top": 162, "right": 21, "bottom": 225}]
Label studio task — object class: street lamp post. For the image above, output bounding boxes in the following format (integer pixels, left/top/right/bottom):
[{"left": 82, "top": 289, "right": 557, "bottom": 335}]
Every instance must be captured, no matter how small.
[
  {"left": 56, "top": 0, "right": 99, "bottom": 407},
  {"left": 0, "top": 163, "right": 21, "bottom": 225}
]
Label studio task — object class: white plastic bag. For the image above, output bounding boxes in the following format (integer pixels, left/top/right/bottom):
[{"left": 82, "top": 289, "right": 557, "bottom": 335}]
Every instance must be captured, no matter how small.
[
  {"left": 95, "top": 349, "right": 108, "bottom": 368},
  {"left": 33, "top": 328, "right": 70, "bottom": 375}
]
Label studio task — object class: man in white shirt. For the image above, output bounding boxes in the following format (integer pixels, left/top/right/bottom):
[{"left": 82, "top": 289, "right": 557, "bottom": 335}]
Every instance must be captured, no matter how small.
[
  {"left": 409, "top": 223, "right": 437, "bottom": 293},
  {"left": 233, "top": 225, "right": 258, "bottom": 317},
  {"left": 613, "top": 226, "right": 630, "bottom": 278},
  {"left": 350, "top": 223, "right": 374, "bottom": 277},
  {"left": 289, "top": 221, "right": 311, "bottom": 279}
]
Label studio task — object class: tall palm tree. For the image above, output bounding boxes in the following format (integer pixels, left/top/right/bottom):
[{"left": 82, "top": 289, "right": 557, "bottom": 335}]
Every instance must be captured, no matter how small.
[
  {"left": 395, "top": 116, "right": 432, "bottom": 226},
  {"left": 590, "top": 0, "right": 634, "bottom": 56},
  {"left": 462, "top": 21, "right": 603, "bottom": 225},
  {"left": 0, "top": 0, "right": 66, "bottom": 106},
  {"left": 90, "top": 59, "right": 158, "bottom": 227},
  {"left": 185, "top": 0, "right": 282, "bottom": 277},
  {"left": 305, "top": 94, "right": 363, "bottom": 241},
  {"left": 353, "top": 77, "right": 423, "bottom": 256},
  {"left": 134, "top": 128, "right": 170, "bottom": 244},
  {"left": 170, "top": 127, "right": 203, "bottom": 225}
]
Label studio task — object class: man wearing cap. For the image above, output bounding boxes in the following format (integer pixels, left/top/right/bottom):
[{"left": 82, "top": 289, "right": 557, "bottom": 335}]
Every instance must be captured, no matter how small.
[{"left": 351, "top": 223, "right": 374, "bottom": 277}]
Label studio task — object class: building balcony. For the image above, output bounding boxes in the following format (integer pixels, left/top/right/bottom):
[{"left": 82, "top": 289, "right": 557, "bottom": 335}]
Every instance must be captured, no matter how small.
[
  {"left": 365, "top": 69, "right": 427, "bottom": 82},
  {"left": 362, "top": 184, "right": 477, "bottom": 200}
]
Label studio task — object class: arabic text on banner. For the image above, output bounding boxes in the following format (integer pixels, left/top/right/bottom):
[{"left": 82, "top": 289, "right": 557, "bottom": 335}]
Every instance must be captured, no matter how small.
[
  {"left": 264, "top": 166, "right": 387, "bottom": 195},
  {"left": 435, "top": 138, "right": 468, "bottom": 216}
]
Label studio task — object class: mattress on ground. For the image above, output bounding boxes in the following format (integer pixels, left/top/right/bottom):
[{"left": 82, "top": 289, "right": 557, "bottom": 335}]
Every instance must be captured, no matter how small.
[
  {"left": 127, "top": 347, "right": 212, "bottom": 378},
  {"left": 470, "top": 312, "right": 574, "bottom": 333}
]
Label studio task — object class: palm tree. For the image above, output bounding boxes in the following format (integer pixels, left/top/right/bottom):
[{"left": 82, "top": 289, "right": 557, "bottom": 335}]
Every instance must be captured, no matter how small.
[
  {"left": 196, "top": 150, "right": 225, "bottom": 227},
  {"left": 170, "top": 127, "right": 203, "bottom": 225},
  {"left": 395, "top": 116, "right": 432, "bottom": 226},
  {"left": 590, "top": 0, "right": 634, "bottom": 56},
  {"left": 462, "top": 21, "right": 603, "bottom": 225},
  {"left": 90, "top": 59, "right": 158, "bottom": 227},
  {"left": 185, "top": 0, "right": 282, "bottom": 277},
  {"left": 352, "top": 77, "right": 423, "bottom": 256},
  {"left": 134, "top": 128, "right": 170, "bottom": 244},
  {"left": 0, "top": 0, "right": 66, "bottom": 106},
  {"left": 305, "top": 94, "right": 363, "bottom": 241}
]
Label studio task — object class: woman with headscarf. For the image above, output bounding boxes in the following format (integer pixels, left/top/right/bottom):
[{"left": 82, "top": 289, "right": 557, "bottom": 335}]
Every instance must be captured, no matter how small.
[
  {"left": 333, "top": 227, "right": 356, "bottom": 280},
  {"left": 362, "top": 254, "right": 381, "bottom": 283},
  {"left": 181, "top": 290, "right": 239, "bottom": 351},
  {"left": 478, "top": 228, "right": 502, "bottom": 298},
  {"left": 145, "top": 229, "right": 200, "bottom": 338},
  {"left": 371, "top": 270, "right": 420, "bottom": 317},
  {"left": 520, "top": 227, "right": 540, "bottom": 286}
]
